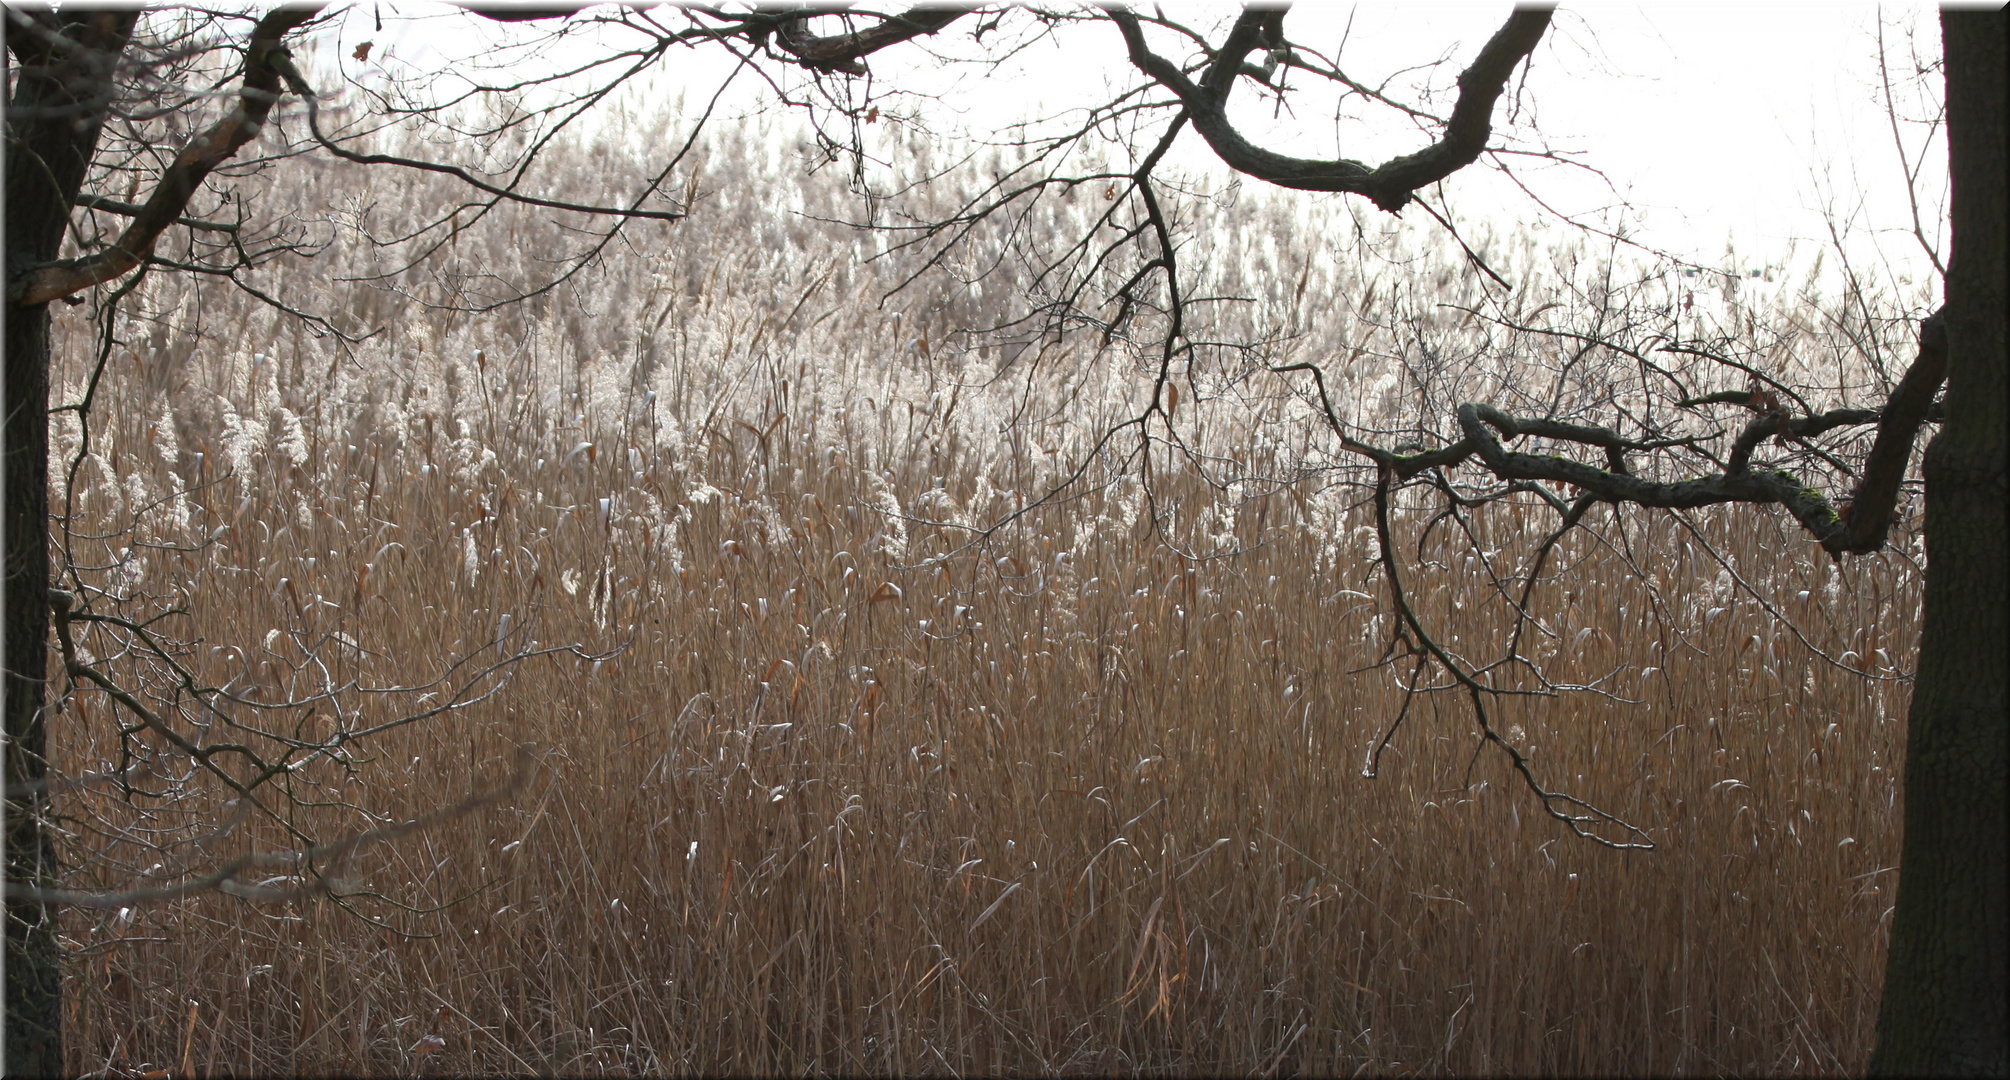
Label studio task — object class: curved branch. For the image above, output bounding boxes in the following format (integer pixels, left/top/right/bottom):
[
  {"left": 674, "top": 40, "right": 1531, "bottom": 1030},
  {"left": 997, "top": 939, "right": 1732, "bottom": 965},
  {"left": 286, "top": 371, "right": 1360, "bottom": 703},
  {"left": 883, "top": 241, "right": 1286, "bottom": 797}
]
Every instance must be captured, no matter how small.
[
  {"left": 1107, "top": 5, "right": 1552, "bottom": 212},
  {"left": 72, "top": 192, "right": 240, "bottom": 234},
  {"left": 4, "top": 748, "right": 532, "bottom": 909},
  {"left": 772, "top": 5, "right": 972, "bottom": 75},
  {"left": 1455, "top": 403, "right": 1853, "bottom": 549},
  {"left": 1370, "top": 471, "right": 1653, "bottom": 849},
  {"left": 459, "top": 3, "right": 590, "bottom": 22},
  {"left": 268, "top": 52, "right": 686, "bottom": 225},
  {"left": 1284, "top": 295, "right": 1946, "bottom": 560},
  {"left": 1840, "top": 307, "right": 1947, "bottom": 552},
  {"left": 12, "top": 6, "right": 322, "bottom": 306}
]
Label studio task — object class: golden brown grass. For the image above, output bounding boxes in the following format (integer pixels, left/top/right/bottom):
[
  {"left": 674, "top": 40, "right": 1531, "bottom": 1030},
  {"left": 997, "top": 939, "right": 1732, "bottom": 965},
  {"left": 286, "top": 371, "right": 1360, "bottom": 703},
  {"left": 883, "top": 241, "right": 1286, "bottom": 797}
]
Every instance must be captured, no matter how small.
[{"left": 46, "top": 137, "right": 1920, "bottom": 1077}]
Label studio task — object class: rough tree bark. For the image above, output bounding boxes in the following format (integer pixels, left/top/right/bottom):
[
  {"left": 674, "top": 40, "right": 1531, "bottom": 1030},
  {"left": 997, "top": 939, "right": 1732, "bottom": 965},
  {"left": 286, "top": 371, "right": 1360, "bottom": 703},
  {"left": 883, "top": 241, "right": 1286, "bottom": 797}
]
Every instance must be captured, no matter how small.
[
  {"left": 5, "top": 12, "right": 139, "bottom": 1074},
  {"left": 1870, "top": 8, "right": 2008, "bottom": 1076}
]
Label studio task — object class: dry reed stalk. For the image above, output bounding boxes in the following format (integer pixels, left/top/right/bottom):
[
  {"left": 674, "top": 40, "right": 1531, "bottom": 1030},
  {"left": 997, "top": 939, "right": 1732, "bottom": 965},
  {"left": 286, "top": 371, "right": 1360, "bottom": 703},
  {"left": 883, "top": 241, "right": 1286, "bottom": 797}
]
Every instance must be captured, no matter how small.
[{"left": 44, "top": 131, "right": 1920, "bottom": 1078}]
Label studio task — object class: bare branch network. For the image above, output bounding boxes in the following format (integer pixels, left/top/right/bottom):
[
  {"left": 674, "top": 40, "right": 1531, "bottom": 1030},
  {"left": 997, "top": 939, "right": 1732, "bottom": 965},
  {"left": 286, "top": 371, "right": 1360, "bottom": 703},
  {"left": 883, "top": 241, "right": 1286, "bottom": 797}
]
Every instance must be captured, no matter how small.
[{"left": 7, "top": 0, "right": 1943, "bottom": 904}]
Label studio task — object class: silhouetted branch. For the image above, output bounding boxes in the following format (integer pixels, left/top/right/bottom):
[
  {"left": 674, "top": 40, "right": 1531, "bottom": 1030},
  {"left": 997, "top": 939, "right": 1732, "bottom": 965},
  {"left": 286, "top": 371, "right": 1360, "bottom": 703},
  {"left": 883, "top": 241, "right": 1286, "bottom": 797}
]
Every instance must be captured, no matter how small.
[
  {"left": 12, "top": 6, "right": 323, "bottom": 305},
  {"left": 1841, "top": 307, "right": 1947, "bottom": 552},
  {"left": 1107, "top": 5, "right": 1553, "bottom": 211},
  {"left": 4, "top": 747, "right": 533, "bottom": 909},
  {"left": 772, "top": 5, "right": 972, "bottom": 74}
]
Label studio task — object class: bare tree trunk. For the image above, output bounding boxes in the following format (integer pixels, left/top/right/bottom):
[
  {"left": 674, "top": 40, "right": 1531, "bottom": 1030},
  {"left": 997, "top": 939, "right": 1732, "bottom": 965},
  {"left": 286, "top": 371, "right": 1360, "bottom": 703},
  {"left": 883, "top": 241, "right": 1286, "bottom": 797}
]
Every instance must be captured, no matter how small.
[
  {"left": 3, "top": 304, "right": 61, "bottom": 1078},
  {"left": 5, "top": 11, "right": 137, "bottom": 1075},
  {"left": 1870, "top": 8, "right": 2008, "bottom": 1076}
]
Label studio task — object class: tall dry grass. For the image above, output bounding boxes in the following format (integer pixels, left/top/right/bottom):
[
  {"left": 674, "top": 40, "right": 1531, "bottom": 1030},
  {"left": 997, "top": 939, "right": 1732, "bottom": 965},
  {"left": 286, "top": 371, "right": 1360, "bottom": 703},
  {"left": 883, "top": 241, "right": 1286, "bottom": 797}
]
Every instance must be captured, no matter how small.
[{"left": 45, "top": 125, "right": 1922, "bottom": 1076}]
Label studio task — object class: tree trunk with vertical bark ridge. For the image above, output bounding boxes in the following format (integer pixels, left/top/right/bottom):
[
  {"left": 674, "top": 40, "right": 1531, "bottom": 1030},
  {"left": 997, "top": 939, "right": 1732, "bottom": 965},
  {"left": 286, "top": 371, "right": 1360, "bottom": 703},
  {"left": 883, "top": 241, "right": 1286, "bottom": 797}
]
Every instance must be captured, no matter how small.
[
  {"left": 1869, "top": 7, "right": 2008, "bottom": 1076},
  {"left": 5, "top": 11, "right": 138, "bottom": 1076}
]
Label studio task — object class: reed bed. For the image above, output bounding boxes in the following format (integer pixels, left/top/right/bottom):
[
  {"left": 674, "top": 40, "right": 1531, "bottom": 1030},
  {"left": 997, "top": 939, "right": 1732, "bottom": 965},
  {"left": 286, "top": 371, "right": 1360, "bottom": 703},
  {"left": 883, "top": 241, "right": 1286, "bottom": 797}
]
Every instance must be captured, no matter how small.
[{"left": 45, "top": 128, "right": 1919, "bottom": 1077}]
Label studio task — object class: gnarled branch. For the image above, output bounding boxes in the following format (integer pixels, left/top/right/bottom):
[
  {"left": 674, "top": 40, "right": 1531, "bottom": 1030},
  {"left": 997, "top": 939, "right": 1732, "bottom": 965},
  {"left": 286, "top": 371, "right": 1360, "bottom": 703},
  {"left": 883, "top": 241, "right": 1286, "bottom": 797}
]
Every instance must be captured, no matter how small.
[
  {"left": 1841, "top": 307, "right": 1947, "bottom": 552},
  {"left": 1107, "top": 5, "right": 1552, "bottom": 212},
  {"left": 772, "top": 5, "right": 971, "bottom": 75},
  {"left": 11, "top": 6, "right": 322, "bottom": 307}
]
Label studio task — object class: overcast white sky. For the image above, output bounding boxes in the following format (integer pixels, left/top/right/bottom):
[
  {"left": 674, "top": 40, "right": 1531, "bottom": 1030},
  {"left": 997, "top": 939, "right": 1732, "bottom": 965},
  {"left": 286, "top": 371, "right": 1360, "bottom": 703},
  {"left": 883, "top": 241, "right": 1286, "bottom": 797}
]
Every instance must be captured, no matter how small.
[{"left": 328, "top": 3, "right": 1949, "bottom": 290}]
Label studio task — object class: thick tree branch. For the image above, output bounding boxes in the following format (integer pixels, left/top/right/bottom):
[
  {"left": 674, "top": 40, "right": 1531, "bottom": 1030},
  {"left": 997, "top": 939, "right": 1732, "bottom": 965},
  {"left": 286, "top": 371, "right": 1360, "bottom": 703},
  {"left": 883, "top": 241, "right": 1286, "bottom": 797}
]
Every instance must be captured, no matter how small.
[
  {"left": 1724, "top": 406, "right": 1882, "bottom": 474},
  {"left": 1841, "top": 306, "right": 1947, "bottom": 552},
  {"left": 1331, "top": 390, "right": 1923, "bottom": 559},
  {"left": 772, "top": 5, "right": 972, "bottom": 75},
  {"left": 11, "top": 6, "right": 322, "bottom": 306},
  {"left": 458, "top": 3, "right": 590, "bottom": 22},
  {"left": 1107, "top": 5, "right": 1552, "bottom": 212},
  {"left": 1281, "top": 299, "right": 1947, "bottom": 560},
  {"left": 1454, "top": 403, "right": 1852, "bottom": 549}
]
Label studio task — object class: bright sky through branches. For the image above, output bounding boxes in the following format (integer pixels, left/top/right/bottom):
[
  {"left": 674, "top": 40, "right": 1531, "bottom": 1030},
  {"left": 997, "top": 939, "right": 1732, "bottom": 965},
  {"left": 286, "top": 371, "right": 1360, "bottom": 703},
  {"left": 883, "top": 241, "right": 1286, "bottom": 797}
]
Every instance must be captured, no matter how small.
[{"left": 320, "top": 3, "right": 1947, "bottom": 296}]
